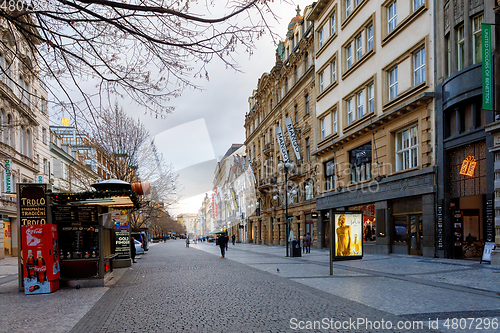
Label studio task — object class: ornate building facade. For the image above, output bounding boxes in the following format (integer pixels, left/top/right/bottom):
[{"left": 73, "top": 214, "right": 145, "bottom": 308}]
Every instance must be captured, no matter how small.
[
  {"left": 309, "top": 0, "right": 437, "bottom": 256},
  {"left": 244, "top": 5, "right": 318, "bottom": 247},
  {"left": 0, "top": 16, "right": 49, "bottom": 259}
]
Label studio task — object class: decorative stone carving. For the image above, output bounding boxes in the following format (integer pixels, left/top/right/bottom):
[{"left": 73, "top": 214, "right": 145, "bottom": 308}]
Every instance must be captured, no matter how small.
[
  {"left": 453, "top": 0, "right": 464, "bottom": 24},
  {"left": 444, "top": 2, "right": 450, "bottom": 32}
]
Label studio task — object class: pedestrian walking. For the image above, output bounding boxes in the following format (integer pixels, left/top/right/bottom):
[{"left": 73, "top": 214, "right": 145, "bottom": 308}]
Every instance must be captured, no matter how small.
[
  {"left": 224, "top": 234, "right": 229, "bottom": 251},
  {"left": 232, "top": 234, "right": 236, "bottom": 246},
  {"left": 306, "top": 232, "right": 312, "bottom": 254},
  {"left": 186, "top": 237, "right": 190, "bottom": 248},
  {"left": 217, "top": 234, "right": 226, "bottom": 257},
  {"left": 302, "top": 234, "right": 308, "bottom": 254},
  {"left": 130, "top": 237, "right": 137, "bottom": 263}
]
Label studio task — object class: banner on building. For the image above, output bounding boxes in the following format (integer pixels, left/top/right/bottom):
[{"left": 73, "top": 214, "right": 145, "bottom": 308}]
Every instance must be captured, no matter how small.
[
  {"left": 482, "top": 23, "right": 493, "bottom": 111},
  {"left": 275, "top": 126, "right": 289, "bottom": 162},
  {"left": 4, "top": 159, "right": 12, "bottom": 193},
  {"left": 285, "top": 117, "right": 301, "bottom": 160},
  {"left": 230, "top": 188, "right": 239, "bottom": 212}
]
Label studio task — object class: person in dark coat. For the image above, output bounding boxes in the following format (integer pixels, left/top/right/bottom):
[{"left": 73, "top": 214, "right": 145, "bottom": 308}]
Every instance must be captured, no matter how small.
[
  {"left": 217, "top": 234, "right": 226, "bottom": 258},
  {"left": 130, "top": 237, "right": 137, "bottom": 263},
  {"left": 232, "top": 234, "right": 236, "bottom": 245}
]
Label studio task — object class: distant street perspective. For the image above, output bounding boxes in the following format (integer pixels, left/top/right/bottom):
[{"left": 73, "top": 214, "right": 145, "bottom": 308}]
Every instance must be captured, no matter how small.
[
  {"left": 2, "top": 240, "right": 500, "bottom": 332},
  {"left": 1, "top": 0, "right": 500, "bottom": 332}
]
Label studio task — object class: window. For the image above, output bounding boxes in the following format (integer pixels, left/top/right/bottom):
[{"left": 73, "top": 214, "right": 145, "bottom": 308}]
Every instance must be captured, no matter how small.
[
  {"left": 345, "top": 0, "right": 352, "bottom": 17},
  {"left": 294, "top": 105, "right": 298, "bottom": 123},
  {"left": 413, "top": 0, "right": 424, "bottom": 11},
  {"left": 366, "top": 24, "right": 373, "bottom": 51},
  {"left": 446, "top": 34, "right": 451, "bottom": 77},
  {"left": 333, "top": 109, "right": 338, "bottom": 133},
  {"left": 325, "top": 159, "right": 335, "bottom": 191},
  {"left": 396, "top": 125, "right": 419, "bottom": 171},
  {"left": 355, "top": 34, "right": 362, "bottom": 60},
  {"left": 368, "top": 83, "right": 375, "bottom": 113},
  {"left": 346, "top": 45, "right": 352, "bottom": 69},
  {"left": 331, "top": 58, "right": 337, "bottom": 83},
  {"left": 305, "top": 179, "right": 314, "bottom": 200},
  {"left": 305, "top": 94, "right": 309, "bottom": 115},
  {"left": 349, "top": 142, "right": 372, "bottom": 183},
  {"left": 356, "top": 91, "right": 364, "bottom": 119},
  {"left": 389, "top": 66, "right": 398, "bottom": 101},
  {"left": 305, "top": 137, "right": 310, "bottom": 163},
  {"left": 330, "top": 13, "right": 336, "bottom": 36},
  {"left": 41, "top": 98, "right": 46, "bottom": 113},
  {"left": 413, "top": 47, "right": 425, "bottom": 85},
  {"left": 42, "top": 127, "right": 47, "bottom": 144},
  {"left": 472, "top": 14, "right": 483, "bottom": 64},
  {"left": 347, "top": 98, "right": 353, "bottom": 125},
  {"left": 320, "top": 117, "right": 326, "bottom": 140},
  {"left": 294, "top": 66, "right": 298, "bottom": 85},
  {"left": 318, "top": 28, "right": 324, "bottom": 48},
  {"left": 457, "top": 25, "right": 465, "bottom": 71},
  {"left": 319, "top": 71, "right": 324, "bottom": 93},
  {"left": 387, "top": 1, "right": 397, "bottom": 34},
  {"left": 43, "top": 158, "right": 48, "bottom": 175}
]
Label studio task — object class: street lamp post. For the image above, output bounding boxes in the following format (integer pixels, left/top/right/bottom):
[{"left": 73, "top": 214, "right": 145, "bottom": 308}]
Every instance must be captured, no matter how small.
[{"left": 275, "top": 161, "right": 294, "bottom": 257}]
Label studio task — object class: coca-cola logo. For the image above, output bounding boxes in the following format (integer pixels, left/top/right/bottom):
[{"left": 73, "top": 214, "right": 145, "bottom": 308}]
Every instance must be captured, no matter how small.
[
  {"left": 26, "top": 227, "right": 44, "bottom": 238},
  {"left": 34, "top": 266, "right": 46, "bottom": 272}
]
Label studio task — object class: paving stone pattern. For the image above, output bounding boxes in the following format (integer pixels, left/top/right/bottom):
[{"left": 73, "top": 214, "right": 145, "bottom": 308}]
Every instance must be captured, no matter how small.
[{"left": 70, "top": 241, "right": 437, "bottom": 333}]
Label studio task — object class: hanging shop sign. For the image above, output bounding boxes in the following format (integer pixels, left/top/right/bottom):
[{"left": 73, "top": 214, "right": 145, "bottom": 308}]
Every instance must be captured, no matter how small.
[
  {"left": 4, "top": 159, "right": 12, "bottom": 193},
  {"left": 275, "top": 126, "right": 289, "bottom": 163},
  {"left": 285, "top": 117, "right": 301, "bottom": 160},
  {"left": 459, "top": 156, "right": 477, "bottom": 177},
  {"left": 333, "top": 212, "right": 363, "bottom": 260},
  {"left": 18, "top": 184, "right": 48, "bottom": 226},
  {"left": 482, "top": 23, "right": 492, "bottom": 111}
]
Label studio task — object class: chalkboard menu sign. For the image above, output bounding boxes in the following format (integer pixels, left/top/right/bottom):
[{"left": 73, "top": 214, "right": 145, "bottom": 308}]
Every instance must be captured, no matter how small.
[{"left": 53, "top": 206, "right": 97, "bottom": 223}]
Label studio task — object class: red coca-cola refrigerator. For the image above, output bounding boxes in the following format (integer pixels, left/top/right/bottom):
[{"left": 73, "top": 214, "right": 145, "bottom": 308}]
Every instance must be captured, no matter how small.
[{"left": 21, "top": 224, "right": 60, "bottom": 295}]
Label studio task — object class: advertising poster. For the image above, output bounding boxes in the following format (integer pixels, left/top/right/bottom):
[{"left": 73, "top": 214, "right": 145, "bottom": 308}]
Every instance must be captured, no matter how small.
[
  {"left": 334, "top": 212, "right": 363, "bottom": 260},
  {"left": 22, "top": 224, "right": 60, "bottom": 294},
  {"left": 113, "top": 209, "right": 130, "bottom": 259}
]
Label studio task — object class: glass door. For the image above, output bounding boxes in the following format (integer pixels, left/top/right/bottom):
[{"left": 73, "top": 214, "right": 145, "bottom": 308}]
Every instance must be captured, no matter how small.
[{"left": 409, "top": 214, "right": 423, "bottom": 255}]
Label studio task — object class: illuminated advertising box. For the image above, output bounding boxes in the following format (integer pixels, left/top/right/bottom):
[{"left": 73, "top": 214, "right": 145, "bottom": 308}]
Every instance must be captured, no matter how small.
[{"left": 334, "top": 212, "right": 363, "bottom": 260}]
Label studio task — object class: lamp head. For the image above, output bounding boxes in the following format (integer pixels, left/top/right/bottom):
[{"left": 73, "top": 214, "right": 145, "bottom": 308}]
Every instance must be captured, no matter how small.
[{"left": 273, "top": 195, "right": 278, "bottom": 200}]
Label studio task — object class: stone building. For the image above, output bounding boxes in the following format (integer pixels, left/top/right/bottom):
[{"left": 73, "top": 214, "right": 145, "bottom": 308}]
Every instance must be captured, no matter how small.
[
  {"left": 0, "top": 16, "right": 49, "bottom": 259},
  {"left": 176, "top": 213, "right": 198, "bottom": 236},
  {"left": 435, "top": 0, "right": 497, "bottom": 259},
  {"left": 309, "top": 0, "right": 436, "bottom": 256},
  {"left": 244, "top": 5, "right": 318, "bottom": 247}
]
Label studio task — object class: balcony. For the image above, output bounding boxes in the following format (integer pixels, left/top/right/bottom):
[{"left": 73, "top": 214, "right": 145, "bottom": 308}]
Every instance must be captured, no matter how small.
[
  {"left": 258, "top": 177, "right": 276, "bottom": 190},
  {"left": 263, "top": 142, "right": 274, "bottom": 155}
]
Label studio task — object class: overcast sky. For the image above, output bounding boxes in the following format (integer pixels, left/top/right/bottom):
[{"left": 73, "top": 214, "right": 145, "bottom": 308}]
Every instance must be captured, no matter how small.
[
  {"left": 49, "top": 1, "right": 312, "bottom": 217},
  {"left": 144, "top": 1, "right": 313, "bottom": 217}
]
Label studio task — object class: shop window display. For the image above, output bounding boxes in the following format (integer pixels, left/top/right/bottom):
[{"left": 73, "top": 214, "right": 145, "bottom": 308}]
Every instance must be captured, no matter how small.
[
  {"left": 59, "top": 224, "right": 99, "bottom": 260},
  {"left": 349, "top": 204, "right": 376, "bottom": 242}
]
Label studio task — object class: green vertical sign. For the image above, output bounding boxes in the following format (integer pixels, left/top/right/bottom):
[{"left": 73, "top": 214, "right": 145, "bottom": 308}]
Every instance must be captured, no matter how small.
[{"left": 482, "top": 23, "right": 493, "bottom": 111}]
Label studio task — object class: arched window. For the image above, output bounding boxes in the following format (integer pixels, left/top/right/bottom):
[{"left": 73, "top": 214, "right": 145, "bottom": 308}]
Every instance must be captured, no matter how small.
[
  {"left": 26, "top": 129, "right": 32, "bottom": 157},
  {"left": 7, "top": 114, "right": 13, "bottom": 147},
  {"left": 20, "top": 126, "right": 26, "bottom": 155},
  {"left": 305, "top": 179, "right": 314, "bottom": 200}
]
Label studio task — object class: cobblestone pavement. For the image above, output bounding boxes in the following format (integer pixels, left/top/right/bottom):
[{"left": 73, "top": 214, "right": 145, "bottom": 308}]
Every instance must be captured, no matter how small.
[{"left": 1, "top": 240, "right": 499, "bottom": 332}]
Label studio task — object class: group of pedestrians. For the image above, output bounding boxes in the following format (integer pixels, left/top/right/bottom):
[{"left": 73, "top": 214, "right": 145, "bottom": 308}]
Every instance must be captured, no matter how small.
[{"left": 217, "top": 234, "right": 236, "bottom": 258}]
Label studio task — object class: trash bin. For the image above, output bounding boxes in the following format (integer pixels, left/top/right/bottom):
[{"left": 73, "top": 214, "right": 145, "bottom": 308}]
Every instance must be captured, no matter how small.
[{"left": 291, "top": 240, "right": 302, "bottom": 257}]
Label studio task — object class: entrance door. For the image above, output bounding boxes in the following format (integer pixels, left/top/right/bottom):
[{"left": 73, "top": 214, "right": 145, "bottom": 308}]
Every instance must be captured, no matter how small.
[{"left": 409, "top": 215, "right": 423, "bottom": 255}]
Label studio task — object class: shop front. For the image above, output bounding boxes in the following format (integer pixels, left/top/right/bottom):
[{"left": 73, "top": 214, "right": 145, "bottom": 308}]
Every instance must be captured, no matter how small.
[
  {"left": 316, "top": 167, "right": 436, "bottom": 256},
  {"left": 441, "top": 141, "right": 494, "bottom": 258}
]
